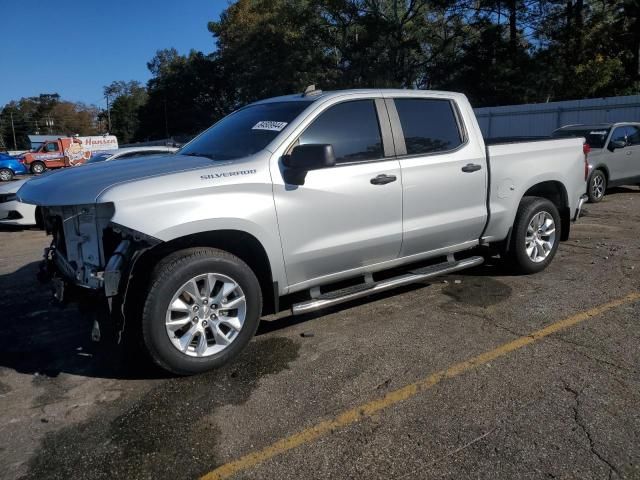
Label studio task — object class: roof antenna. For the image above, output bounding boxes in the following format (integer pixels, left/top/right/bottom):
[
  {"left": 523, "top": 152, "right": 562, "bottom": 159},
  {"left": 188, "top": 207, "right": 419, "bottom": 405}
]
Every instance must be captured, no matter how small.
[{"left": 302, "top": 84, "right": 322, "bottom": 97}]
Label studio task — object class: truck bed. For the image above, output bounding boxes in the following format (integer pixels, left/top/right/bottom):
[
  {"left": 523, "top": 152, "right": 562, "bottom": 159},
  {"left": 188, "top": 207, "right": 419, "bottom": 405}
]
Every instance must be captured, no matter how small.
[{"left": 482, "top": 137, "right": 587, "bottom": 243}]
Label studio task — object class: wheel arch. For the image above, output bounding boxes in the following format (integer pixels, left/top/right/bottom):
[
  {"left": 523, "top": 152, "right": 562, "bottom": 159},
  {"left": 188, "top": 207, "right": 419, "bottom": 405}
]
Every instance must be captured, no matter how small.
[
  {"left": 590, "top": 164, "right": 609, "bottom": 182},
  {"left": 128, "top": 229, "right": 279, "bottom": 316},
  {"left": 522, "top": 180, "right": 570, "bottom": 241}
]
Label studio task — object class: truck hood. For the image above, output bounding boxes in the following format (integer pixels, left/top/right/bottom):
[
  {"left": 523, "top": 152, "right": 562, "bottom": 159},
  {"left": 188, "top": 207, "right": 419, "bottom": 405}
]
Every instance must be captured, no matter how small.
[{"left": 17, "top": 154, "right": 215, "bottom": 206}]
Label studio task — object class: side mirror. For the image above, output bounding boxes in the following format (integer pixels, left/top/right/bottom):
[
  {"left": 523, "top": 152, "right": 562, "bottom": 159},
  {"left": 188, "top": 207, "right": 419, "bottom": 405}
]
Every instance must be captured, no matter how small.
[
  {"left": 282, "top": 144, "right": 336, "bottom": 185},
  {"left": 608, "top": 139, "right": 626, "bottom": 151}
]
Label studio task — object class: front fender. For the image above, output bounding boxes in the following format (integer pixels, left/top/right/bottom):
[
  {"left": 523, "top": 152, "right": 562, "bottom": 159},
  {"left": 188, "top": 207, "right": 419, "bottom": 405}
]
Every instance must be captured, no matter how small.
[{"left": 153, "top": 216, "right": 287, "bottom": 293}]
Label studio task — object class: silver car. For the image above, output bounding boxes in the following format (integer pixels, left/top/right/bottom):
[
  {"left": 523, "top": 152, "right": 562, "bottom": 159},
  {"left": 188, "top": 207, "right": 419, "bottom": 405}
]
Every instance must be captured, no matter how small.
[{"left": 553, "top": 122, "right": 640, "bottom": 202}]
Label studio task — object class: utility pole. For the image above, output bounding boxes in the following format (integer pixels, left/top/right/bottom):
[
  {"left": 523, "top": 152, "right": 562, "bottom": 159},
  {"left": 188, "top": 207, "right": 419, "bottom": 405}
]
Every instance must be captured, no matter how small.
[
  {"left": 163, "top": 97, "right": 169, "bottom": 139},
  {"left": 10, "top": 111, "right": 17, "bottom": 150},
  {"left": 105, "top": 93, "right": 112, "bottom": 133}
]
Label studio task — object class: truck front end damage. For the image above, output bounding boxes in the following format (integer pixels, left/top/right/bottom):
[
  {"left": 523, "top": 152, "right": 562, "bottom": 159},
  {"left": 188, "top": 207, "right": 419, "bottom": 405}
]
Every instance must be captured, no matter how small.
[{"left": 39, "top": 203, "right": 160, "bottom": 339}]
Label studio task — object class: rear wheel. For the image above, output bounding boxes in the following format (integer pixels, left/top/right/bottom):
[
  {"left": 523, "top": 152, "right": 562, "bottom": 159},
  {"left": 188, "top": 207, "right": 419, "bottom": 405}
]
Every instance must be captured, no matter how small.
[
  {"left": 141, "top": 247, "right": 262, "bottom": 375},
  {"left": 587, "top": 170, "right": 606, "bottom": 203},
  {"left": 0, "top": 168, "right": 13, "bottom": 181},
  {"left": 30, "top": 162, "right": 46, "bottom": 174},
  {"left": 506, "top": 196, "right": 561, "bottom": 274}
]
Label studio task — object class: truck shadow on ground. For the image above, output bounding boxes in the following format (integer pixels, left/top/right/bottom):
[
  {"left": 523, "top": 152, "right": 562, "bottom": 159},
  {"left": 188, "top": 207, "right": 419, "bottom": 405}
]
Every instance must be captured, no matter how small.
[
  {"left": 0, "top": 261, "right": 165, "bottom": 380},
  {"left": 0, "top": 224, "right": 41, "bottom": 233},
  {"left": 0, "top": 257, "right": 512, "bottom": 380}
]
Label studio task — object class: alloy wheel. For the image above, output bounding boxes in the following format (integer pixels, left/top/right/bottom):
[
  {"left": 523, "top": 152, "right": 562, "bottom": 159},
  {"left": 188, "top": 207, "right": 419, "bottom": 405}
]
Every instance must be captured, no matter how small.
[
  {"left": 165, "top": 273, "right": 246, "bottom": 357},
  {"left": 591, "top": 174, "right": 605, "bottom": 200},
  {"left": 525, "top": 211, "right": 556, "bottom": 263}
]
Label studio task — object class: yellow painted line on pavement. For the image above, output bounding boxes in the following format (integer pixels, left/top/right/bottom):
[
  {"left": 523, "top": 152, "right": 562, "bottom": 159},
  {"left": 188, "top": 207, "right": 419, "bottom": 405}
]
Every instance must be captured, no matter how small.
[{"left": 201, "top": 291, "right": 640, "bottom": 480}]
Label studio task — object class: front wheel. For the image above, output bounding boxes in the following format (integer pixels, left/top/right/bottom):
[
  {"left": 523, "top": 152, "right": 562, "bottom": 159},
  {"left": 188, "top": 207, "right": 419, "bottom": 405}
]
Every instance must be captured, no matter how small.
[
  {"left": 30, "top": 162, "right": 46, "bottom": 174},
  {"left": 587, "top": 170, "right": 606, "bottom": 203},
  {"left": 0, "top": 168, "right": 13, "bottom": 181},
  {"left": 141, "top": 247, "right": 262, "bottom": 375},
  {"left": 506, "top": 196, "right": 561, "bottom": 274}
]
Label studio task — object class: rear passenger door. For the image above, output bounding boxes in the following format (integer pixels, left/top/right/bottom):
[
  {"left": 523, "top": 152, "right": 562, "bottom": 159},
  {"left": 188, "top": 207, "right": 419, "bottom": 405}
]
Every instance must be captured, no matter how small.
[
  {"left": 386, "top": 96, "right": 488, "bottom": 257},
  {"left": 624, "top": 126, "right": 640, "bottom": 178},
  {"left": 607, "top": 126, "right": 630, "bottom": 181}
]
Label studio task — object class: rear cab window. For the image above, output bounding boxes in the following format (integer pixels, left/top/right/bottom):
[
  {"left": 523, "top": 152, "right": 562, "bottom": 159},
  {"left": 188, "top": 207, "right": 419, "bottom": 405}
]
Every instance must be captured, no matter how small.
[{"left": 393, "top": 98, "right": 463, "bottom": 155}]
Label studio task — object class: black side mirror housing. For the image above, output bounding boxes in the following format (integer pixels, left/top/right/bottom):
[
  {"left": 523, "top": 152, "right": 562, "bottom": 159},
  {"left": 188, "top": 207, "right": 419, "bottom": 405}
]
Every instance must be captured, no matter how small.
[
  {"left": 282, "top": 144, "right": 336, "bottom": 185},
  {"left": 608, "top": 139, "right": 626, "bottom": 152}
]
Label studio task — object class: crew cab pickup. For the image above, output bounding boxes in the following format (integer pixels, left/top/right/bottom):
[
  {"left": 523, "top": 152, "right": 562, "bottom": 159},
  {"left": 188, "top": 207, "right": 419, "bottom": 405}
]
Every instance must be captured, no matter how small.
[
  {"left": 18, "top": 89, "right": 588, "bottom": 375},
  {"left": 552, "top": 122, "right": 640, "bottom": 203}
]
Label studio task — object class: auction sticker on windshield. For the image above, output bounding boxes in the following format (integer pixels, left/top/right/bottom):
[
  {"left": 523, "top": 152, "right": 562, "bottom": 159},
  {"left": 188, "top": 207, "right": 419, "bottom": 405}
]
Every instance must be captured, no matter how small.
[{"left": 252, "top": 121, "right": 288, "bottom": 131}]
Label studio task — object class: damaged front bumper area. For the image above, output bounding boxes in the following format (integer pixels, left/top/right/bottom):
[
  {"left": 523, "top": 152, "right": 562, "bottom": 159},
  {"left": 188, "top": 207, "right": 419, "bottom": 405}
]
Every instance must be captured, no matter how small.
[{"left": 39, "top": 203, "right": 160, "bottom": 305}]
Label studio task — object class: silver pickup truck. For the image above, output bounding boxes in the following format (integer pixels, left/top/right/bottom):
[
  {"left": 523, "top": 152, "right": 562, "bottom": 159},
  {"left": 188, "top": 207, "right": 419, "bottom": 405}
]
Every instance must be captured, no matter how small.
[
  {"left": 553, "top": 122, "right": 640, "bottom": 202},
  {"left": 18, "top": 88, "right": 588, "bottom": 374}
]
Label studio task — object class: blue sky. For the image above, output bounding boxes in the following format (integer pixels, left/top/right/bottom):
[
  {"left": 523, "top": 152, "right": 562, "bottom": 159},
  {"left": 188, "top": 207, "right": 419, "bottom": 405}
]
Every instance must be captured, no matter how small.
[{"left": 0, "top": 0, "right": 227, "bottom": 108}]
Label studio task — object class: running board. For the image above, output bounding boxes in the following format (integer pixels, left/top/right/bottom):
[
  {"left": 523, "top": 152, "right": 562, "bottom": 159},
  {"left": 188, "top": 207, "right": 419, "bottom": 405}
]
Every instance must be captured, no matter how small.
[{"left": 291, "top": 256, "right": 484, "bottom": 315}]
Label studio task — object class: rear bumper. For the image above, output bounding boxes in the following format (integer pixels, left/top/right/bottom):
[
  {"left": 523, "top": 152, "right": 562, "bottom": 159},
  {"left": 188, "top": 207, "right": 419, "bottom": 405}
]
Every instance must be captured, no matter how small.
[{"left": 573, "top": 194, "right": 588, "bottom": 221}]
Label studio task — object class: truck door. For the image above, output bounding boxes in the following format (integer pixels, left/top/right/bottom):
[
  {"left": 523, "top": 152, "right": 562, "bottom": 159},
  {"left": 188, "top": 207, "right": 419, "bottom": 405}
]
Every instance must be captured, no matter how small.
[
  {"left": 606, "top": 126, "right": 634, "bottom": 182},
  {"left": 272, "top": 98, "right": 403, "bottom": 288},
  {"left": 41, "top": 141, "right": 65, "bottom": 168},
  {"left": 387, "top": 96, "right": 488, "bottom": 257},
  {"left": 623, "top": 126, "right": 640, "bottom": 178}
]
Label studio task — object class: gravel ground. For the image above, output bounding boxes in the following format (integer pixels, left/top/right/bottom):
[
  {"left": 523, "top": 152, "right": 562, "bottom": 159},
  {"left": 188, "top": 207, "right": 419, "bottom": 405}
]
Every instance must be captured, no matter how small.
[{"left": 0, "top": 186, "right": 639, "bottom": 480}]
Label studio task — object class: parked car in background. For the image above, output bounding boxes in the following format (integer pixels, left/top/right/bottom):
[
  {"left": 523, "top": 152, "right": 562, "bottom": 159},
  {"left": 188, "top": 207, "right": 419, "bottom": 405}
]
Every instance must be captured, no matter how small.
[
  {"left": 0, "top": 153, "right": 28, "bottom": 181},
  {"left": 0, "top": 179, "right": 36, "bottom": 226},
  {"left": 21, "top": 135, "right": 118, "bottom": 174},
  {"left": 552, "top": 123, "right": 640, "bottom": 202},
  {"left": 86, "top": 146, "right": 177, "bottom": 163},
  {"left": 18, "top": 88, "right": 588, "bottom": 375},
  {"left": 1, "top": 147, "right": 175, "bottom": 226}
]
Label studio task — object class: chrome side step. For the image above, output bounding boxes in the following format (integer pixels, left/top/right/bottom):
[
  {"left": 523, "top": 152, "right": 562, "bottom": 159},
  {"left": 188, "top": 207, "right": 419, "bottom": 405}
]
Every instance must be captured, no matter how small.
[{"left": 291, "top": 255, "right": 484, "bottom": 315}]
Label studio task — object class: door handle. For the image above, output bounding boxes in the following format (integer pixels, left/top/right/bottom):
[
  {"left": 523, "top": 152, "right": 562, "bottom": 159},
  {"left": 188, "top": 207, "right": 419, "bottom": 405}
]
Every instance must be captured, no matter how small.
[
  {"left": 461, "top": 163, "right": 482, "bottom": 173},
  {"left": 370, "top": 174, "right": 397, "bottom": 185}
]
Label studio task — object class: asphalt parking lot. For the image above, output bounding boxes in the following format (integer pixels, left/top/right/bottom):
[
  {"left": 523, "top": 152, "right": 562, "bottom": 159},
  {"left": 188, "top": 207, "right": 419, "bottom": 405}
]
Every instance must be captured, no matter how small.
[{"left": 1, "top": 187, "right": 639, "bottom": 480}]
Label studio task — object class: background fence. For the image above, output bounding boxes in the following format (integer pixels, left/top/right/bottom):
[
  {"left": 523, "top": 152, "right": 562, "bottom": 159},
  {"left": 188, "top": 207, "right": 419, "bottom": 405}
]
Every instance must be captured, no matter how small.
[{"left": 474, "top": 95, "right": 640, "bottom": 138}]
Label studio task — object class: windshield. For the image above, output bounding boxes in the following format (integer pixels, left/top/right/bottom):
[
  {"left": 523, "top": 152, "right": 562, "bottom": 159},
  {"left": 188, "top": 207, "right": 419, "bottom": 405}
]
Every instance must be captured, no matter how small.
[
  {"left": 87, "top": 152, "right": 114, "bottom": 163},
  {"left": 552, "top": 128, "right": 610, "bottom": 149},
  {"left": 179, "top": 101, "right": 310, "bottom": 160}
]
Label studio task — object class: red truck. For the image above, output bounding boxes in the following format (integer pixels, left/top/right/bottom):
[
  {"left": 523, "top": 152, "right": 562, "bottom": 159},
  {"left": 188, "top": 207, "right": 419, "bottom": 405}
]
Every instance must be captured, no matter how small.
[{"left": 21, "top": 135, "right": 118, "bottom": 174}]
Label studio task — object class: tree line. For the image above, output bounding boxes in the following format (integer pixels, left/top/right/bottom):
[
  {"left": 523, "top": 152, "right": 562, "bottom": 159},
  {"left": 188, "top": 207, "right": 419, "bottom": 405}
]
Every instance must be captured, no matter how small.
[{"left": 2, "top": 0, "right": 639, "bottom": 149}]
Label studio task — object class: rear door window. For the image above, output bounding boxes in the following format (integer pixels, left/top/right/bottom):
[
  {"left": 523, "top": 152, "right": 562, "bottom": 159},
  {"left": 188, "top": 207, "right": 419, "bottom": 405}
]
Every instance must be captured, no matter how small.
[
  {"left": 393, "top": 98, "right": 463, "bottom": 155},
  {"left": 298, "top": 100, "right": 383, "bottom": 164}
]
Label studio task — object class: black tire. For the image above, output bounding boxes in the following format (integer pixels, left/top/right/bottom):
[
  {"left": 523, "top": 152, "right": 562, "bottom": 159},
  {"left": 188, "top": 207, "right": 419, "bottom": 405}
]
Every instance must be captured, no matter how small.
[
  {"left": 30, "top": 161, "right": 46, "bottom": 174},
  {"left": 507, "top": 196, "right": 561, "bottom": 274},
  {"left": 587, "top": 170, "right": 606, "bottom": 203},
  {"left": 141, "top": 247, "right": 262, "bottom": 375},
  {"left": 0, "top": 168, "right": 13, "bottom": 181}
]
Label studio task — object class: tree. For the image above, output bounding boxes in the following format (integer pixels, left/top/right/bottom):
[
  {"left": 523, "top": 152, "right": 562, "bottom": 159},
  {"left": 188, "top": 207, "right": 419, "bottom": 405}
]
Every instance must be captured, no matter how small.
[
  {"left": 103, "top": 81, "right": 148, "bottom": 143},
  {"left": 137, "top": 50, "right": 234, "bottom": 140},
  {"left": 0, "top": 94, "right": 99, "bottom": 150}
]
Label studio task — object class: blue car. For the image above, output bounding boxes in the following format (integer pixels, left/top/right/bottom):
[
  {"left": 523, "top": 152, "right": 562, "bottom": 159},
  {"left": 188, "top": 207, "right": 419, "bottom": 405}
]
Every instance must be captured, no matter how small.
[{"left": 0, "top": 153, "right": 27, "bottom": 181}]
